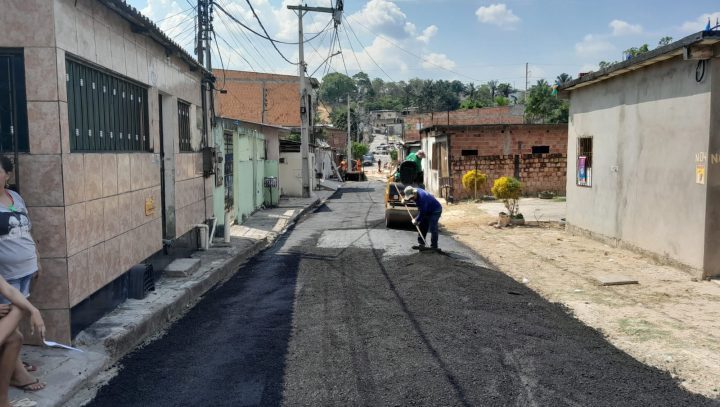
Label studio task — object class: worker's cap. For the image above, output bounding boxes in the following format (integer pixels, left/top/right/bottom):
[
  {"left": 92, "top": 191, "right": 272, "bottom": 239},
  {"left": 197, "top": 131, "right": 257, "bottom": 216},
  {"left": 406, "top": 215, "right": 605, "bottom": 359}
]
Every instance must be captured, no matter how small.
[
  {"left": 416, "top": 150, "right": 426, "bottom": 157},
  {"left": 404, "top": 186, "right": 417, "bottom": 199}
]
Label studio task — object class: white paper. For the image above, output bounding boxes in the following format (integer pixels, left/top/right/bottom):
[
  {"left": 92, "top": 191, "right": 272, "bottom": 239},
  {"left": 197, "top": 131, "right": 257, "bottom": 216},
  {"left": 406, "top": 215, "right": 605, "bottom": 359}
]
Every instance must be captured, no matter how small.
[{"left": 43, "top": 340, "right": 84, "bottom": 353}]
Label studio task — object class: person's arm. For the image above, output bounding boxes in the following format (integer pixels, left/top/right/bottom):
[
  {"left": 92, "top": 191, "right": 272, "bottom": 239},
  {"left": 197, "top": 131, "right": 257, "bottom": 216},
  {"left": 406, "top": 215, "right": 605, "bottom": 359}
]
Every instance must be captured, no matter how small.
[{"left": 0, "top": 278, "right": 45, "bottom": 340}]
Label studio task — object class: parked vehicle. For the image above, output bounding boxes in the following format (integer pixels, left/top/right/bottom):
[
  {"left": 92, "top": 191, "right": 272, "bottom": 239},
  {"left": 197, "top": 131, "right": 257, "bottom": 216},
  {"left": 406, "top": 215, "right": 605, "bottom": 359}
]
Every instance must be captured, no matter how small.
[{"left": 362, "top": 154, "right": 375, "bottom": 166}]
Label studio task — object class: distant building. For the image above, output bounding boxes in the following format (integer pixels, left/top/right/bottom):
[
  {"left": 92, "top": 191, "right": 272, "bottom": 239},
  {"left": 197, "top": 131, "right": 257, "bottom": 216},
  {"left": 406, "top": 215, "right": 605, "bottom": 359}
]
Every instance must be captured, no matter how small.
[
  {"left": 559, "top": 30, "right": 720, "bottom": 279},
  {"left": 403, "top": 106, "right": 525, "bottom": 142}
]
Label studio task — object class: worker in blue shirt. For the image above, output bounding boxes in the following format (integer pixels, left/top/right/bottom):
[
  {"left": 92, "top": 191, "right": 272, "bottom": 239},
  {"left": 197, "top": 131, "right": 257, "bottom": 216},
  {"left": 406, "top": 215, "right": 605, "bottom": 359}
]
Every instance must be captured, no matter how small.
[{"left": 403, "top": 186, "right": 442, "bottom": 250}]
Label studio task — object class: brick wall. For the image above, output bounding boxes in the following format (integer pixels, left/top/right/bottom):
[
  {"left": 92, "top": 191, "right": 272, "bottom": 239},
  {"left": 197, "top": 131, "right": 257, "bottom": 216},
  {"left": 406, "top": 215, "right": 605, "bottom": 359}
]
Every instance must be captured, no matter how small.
[
  {"left": 434, "top": 124, "right": 568, "bottom": 198},
  {"left": 323, "top": 129, "right": 347, "bottom": 151},
  {"left": 404, "top": 106, "right": 524, "bottom": 141},
  {"left": 451, "top": 153, "right": 566, "bottom": 198}
]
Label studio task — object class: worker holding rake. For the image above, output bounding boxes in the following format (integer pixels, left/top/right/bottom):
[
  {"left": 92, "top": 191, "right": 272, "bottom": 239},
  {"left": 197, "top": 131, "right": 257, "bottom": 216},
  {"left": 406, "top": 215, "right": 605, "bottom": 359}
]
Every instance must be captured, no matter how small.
[{"left": 403, "top": 186, "right": 442, "bottom": 251}]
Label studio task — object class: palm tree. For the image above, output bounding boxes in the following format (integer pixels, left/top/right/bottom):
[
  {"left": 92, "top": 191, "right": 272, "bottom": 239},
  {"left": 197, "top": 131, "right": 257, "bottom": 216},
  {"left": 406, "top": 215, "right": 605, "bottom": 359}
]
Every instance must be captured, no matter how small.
[
  {"left": 556, "top": 73, "right": 572, "bottom": 85},
  {"left": 487, "top": 80, "right": 498, "bottom": 100}
]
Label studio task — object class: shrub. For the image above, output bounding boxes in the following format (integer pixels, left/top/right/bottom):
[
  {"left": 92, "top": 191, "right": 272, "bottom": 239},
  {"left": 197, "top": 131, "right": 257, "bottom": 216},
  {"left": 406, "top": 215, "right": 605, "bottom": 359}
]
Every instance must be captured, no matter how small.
[
  {"left": 389, "top": 149, "right": 398, "bottom": 162},
  {"left": 461, "top": 170, "right": 487, "bottom": 200},
  {"left": 491, "top": 176, "right": 523, "bottom": 217}
]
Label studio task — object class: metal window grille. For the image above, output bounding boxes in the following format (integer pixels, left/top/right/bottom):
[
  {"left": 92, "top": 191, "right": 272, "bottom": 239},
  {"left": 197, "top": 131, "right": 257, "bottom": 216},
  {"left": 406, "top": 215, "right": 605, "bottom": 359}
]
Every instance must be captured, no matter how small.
[
  {"left": 0, "top": 49, "right": 29, "bottom": 153},
  {"left": 178, "top": 101, "right": 192, "bottom": 152},
  {"left": 576, "top": 137, "right": 593, "bottom": 187},
  {"left": 224, "top": 132, "right": 233, "bottom": 209},
  {"left": 66, "top": 59, "right": 149, "bottom": 152}
]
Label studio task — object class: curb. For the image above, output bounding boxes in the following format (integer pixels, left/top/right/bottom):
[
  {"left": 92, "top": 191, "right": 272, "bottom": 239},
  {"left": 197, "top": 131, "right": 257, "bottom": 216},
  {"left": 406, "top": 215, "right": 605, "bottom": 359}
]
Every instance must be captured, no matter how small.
[{"left": 60, "top": 197, "right": 329, "bottom": 407}]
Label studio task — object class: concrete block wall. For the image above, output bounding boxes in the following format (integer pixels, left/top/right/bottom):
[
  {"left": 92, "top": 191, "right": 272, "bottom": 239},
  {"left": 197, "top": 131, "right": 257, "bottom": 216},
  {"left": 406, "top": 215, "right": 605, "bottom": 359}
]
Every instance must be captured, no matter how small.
[{"left": 451, "top": 153, "right": 567, "bottom": 198}]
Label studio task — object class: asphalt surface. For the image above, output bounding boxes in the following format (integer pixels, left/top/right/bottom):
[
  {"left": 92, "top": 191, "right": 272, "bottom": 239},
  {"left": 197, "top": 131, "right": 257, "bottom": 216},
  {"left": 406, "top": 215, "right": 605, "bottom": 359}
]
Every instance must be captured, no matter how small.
[{"left": 86, "top": 181, "right": 720, "bottom": 407}]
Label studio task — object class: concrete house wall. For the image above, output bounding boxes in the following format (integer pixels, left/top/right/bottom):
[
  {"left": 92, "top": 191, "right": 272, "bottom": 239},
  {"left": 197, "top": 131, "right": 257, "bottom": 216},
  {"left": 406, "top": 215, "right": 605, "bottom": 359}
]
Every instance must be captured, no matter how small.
[
  {"left": 1, "top": 0, "right": 212, "bottom": 342},
  {"left": 565, "top": 48, "right": 716, "bottom": 277}
]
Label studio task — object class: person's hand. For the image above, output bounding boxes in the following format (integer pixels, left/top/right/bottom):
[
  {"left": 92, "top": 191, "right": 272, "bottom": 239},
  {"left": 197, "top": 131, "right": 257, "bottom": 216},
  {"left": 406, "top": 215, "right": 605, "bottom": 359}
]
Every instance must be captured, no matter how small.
[
  {"left": 0, "top": 304, "right": 10, "bottom": 318},
  {"left": 30, "top": 309, "right": 45, "bottom": 341}
]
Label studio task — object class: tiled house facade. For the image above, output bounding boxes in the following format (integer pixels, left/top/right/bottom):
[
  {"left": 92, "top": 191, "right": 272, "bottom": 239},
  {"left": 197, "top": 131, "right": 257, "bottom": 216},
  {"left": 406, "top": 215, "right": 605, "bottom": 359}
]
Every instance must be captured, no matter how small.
[{"left": 1, "top": 0, "right": 213, "bottom": 342}]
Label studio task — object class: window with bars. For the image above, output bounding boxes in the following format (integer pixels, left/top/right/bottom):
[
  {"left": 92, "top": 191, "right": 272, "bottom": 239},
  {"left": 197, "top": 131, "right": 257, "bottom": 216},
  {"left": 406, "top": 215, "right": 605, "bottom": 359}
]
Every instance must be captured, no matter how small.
[
  {"left": 66, "top": 59, "right": 149, "bottom": 152},
  {"left": 178, "top": 101, "right": 192, "bottom": 152},
  {"left": 576, "top": 137, "right": 592, "bottom": 187},
  {"left": 0, "top": 49, "right": 29, "bottom": 153}
]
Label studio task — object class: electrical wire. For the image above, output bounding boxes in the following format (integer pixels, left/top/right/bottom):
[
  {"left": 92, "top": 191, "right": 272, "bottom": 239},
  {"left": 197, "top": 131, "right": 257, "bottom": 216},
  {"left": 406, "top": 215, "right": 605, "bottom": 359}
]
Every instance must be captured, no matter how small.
[
  {"left": 333, "top": 27, "right": 349, "bottom": 76},
  {"left": 154, "top": 6, "right": 194, "bottom": 24},
  {"left": 341, "top": 24, "right": 363, "bottom": 73},
  {"left": 348, "top": 16, "right": 486, "bottom": 83},
  {"left": 215, "top": 11, "right": 265, "bottom": 71},
  {"left": 342, "top": 16, "right": 393, "bottom": 82},
  {"left": 215, "top": 31, "right": 256, "bottom": 71},
  {"left": 215, "top": 5, "right": 275, "bottom": 73},
  {"left": 213, "top": 2, "right": 332, "bottom": 46},
  {"left": 213, "top": 31, "right": 228, "bottom": 89}
]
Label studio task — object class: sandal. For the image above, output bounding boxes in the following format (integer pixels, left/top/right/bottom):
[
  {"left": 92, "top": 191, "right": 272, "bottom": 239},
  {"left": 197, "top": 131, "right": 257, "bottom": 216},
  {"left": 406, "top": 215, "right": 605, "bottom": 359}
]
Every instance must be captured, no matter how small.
[
  {"left": 22, "top": 361, "right": 37, "bottom": 372},
  {"left": 10, "top": 398, "right": 37, "bottom": 407},
  {"left": 11, "top": 378, "right": 45, "bottom": 392}
]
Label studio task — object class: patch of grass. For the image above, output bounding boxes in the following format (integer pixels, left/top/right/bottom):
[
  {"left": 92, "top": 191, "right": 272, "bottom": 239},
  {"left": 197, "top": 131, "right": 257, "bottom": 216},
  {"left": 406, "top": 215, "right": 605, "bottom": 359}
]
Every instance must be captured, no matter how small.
[
  {"left": 552, "top": 196, "right": 567, "bottom": 202},
  {"left": 618, "top": 318, "right": 670, "bottom": 342}
]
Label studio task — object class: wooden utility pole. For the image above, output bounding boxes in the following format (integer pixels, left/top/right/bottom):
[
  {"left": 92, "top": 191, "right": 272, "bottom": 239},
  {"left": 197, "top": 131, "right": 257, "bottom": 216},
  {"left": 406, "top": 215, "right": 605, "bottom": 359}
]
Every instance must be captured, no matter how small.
[{"left": 288, "top": 1, "right": 343, "bottom": 197}]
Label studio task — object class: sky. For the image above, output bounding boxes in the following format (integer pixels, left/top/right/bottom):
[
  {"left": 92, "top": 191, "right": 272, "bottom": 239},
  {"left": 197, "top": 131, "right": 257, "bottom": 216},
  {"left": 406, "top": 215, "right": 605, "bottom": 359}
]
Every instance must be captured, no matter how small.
[{"left": 127, "top": 0, "right": 720, "bottom": 88}]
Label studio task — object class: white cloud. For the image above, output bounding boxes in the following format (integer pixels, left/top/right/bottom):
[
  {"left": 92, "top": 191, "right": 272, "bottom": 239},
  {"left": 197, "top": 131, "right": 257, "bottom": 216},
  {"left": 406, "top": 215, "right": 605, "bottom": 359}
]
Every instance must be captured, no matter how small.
[
  {"left": 475, "top": 4, "right": 520, "bottom": 28},
  {"left": 416, "top": 25, "right": 438, "bottom": 44},
  {"left": 609, "top": 19, "right": 642, "bottom": 36},
  {"left": 421, "top": 53, "right": 456, "bottom": 70},
  {"left": 680, "top": 12, "right": 720, "bottom": 33},
  {"left": 575, "top": 34, "right": 615, "bottom": 58},
  {"left": 348, "top": 0, "right": 414, "bottom": 39}
]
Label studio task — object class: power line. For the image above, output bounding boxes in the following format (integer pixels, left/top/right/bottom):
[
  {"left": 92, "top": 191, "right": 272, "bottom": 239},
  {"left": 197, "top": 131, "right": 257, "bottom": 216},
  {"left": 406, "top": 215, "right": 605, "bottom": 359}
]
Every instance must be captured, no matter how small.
[
  {"left": 334, "top": 27, "right": 349, "bottom": 76},
  {"left": 341, "top": 24, "right": 363, "bottom": 73},
  {"left": 215, "top": 11, "right": 264, "bottom": 71},
  {"left": 342, "top": 16, "right": 393, "bottom": 82},
  {"left": 213, "top": 31, "right": 228, "bottom": 89},
  {"left": 348, "top": 16, "right": 485, "bottom": 83},
  {"left": 243, "top": 0, "right": 297, "bottom": 65},
  {"left": 215, "top": 31, "right": 256, "bottom": 71},
  {"left": 215, "top": 3, "right": 276, "bottom": 73},
  {"left": 154, "top": 6, "right": 194, "bottom": 24}
]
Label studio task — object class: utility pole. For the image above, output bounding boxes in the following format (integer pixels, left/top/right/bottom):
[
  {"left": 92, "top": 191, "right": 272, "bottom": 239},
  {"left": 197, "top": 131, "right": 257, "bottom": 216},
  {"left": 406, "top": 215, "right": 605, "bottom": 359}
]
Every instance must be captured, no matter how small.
[
  {"left": 346, "top": 95, "right": 351, "bottom": 171},
  {"left": 524, "top": 62, "right": 528, "bottom": 103},
  {"left": 288, "top": 1, "right": 343, "bottom": 197}
]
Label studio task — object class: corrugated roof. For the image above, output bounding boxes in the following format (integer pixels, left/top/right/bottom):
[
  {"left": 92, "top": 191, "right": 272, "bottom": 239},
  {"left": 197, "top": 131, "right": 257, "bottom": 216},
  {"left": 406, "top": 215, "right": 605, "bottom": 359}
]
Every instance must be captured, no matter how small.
[{"left": 559, "top": 30, "right": 720, "bottom": 92}]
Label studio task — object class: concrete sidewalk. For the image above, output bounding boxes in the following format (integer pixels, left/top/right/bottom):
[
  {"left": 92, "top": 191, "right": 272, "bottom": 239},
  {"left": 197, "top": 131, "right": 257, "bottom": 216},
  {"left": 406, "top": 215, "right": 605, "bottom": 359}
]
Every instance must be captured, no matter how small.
[{"left": 10, "top": 189, "right": 336, "bottom": 407}]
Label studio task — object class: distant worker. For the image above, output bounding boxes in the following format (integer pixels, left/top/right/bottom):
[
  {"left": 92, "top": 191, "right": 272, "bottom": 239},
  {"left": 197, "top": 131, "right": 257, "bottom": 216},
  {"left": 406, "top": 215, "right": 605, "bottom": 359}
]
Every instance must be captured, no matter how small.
[
  {"left": 403, "top": 186, "right": 442, "bottom": 250},
  {"left": 377, "top": 159, "right": 382, "bottom": 173},
  {"left": 356, "top": 159, "right": 362, "bottom": 172},
  {"left": 339, "top": 159, "right": 347, "bottom": 177}
]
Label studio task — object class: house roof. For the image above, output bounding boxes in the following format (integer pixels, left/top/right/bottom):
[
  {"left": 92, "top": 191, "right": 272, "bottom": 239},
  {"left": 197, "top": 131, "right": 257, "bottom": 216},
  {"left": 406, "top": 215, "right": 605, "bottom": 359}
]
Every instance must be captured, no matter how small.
[
  {"left": 217, "top": 116, "right": 291, "bottom": 133},
  {"left": 559, "top": 30, "right": 720, "bottom": 92},
  {"left": 419, "top": 123, "right": 565, "bottom": 134},
  {"left": 98, "top": 0, "right": 208, "bottom": 75}
]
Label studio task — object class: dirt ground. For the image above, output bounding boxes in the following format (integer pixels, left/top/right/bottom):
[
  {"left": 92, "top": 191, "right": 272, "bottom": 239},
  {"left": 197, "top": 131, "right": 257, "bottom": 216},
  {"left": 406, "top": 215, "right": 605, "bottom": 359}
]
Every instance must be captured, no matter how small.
[{"left": 441, "top": 201, "right": 720, "bottom": 399}]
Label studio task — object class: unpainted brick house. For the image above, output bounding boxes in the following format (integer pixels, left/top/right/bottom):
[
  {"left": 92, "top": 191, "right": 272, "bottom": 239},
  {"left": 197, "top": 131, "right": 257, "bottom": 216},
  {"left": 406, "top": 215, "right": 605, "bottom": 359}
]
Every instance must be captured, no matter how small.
[{"left": 420, "top": 124, "right": 568, "bottom": 199}]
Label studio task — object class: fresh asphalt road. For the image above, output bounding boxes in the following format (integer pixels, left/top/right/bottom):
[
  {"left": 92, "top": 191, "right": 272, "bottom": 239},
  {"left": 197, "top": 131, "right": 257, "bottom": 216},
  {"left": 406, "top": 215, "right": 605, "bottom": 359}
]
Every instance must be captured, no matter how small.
[{"left": 86, "top": 181, "right": 719, "bottom": 407}]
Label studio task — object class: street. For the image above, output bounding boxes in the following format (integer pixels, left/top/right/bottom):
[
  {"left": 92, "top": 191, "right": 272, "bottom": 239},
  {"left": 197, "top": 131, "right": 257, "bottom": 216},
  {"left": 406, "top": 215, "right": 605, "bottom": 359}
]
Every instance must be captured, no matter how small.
[{"left": 86, "top": 182, "right": 717, "bottom": 407}]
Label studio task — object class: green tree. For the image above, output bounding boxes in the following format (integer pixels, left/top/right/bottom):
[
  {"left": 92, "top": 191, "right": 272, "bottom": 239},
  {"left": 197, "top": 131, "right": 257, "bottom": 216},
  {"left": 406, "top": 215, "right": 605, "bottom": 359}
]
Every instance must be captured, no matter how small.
[
  {"left": 598, "top": 60, "right": 615, "bottom": 70},
  {"left": 353, "top": 71, "right": 374, "bottom": 100},
  {"left": 525, "top": 79, "right": 567, "bottom": 123},
  {"left": 487, "top": 80, "right": 498, "bottom": 99},
  {"left": 624, "top": 44, "right": 649, "bottom": 58},
  {"left": 497, "top": 83, "right": 513, "bottom": 98},
  {"left": 494, "top": 96, "right": 509, "bottom": 106},
  {"left": 555, "top": 73, "right": 572, "bottom": 85},
  {"left": 657, "top": 36, "right": 673, "bottom": 47},
  {"left": 320, "top": 73, "right": 357, "bottom": 105},
  {"left": 351, "top": 142, "right": 369, "bottom": 160},
  {"left": 329, "top": 106, "right": 359, "bottom": 138}
]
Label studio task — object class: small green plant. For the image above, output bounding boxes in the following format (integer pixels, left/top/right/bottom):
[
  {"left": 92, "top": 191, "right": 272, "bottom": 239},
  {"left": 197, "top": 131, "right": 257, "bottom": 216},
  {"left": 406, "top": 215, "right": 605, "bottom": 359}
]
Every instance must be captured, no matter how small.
[
  {"left": 491, "top": 176, "right": 522, "bottom": 217},
  {"left": 462, "top": 170, "right": 487, "bottom": 200},
  {"left": 351, "top": 142, "right": 369, "bottom": 160},
  {"left": 389, "top": 149, "right": 398, "bottom": 162}
]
